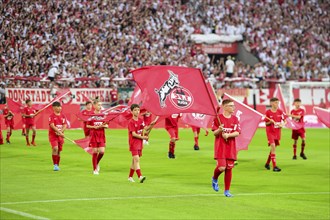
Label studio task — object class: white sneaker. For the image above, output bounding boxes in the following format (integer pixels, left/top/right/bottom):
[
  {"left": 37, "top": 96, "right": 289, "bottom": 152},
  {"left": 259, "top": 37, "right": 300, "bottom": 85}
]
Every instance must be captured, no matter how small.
[
  {"left": 96, "top": 165, "right": 100, "bottom": 172},
  {"left": 139, "top": 176, "right": 146, "bottom": 183},
  {"left": 93, "top": 170, "right": 99, "bottom": 175},
  {"left": 128, "top": 177, "right": 135, "bottom": 182}
]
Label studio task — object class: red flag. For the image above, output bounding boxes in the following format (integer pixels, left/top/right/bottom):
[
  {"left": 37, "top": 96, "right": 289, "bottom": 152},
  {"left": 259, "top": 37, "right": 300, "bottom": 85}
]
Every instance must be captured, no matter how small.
[
  {"left": 273, "top": 84, "right": 287, "bottom": 113},
  {"left": 128, "top": 87, "right": 145, "bottom": 106},
  {"left": 56, "top": 89, "right": 74, "bottom": 104},
  {"left": 181, "top": 113, "right": 213, "bottom": 129},
  {"left": 285, "top": 118, "right": 303, "bottom": 130},
  {"left": 81, "top": 93, "right": 93, "bottom": 102},
  {"left": 6, "top": 97, "right": 51, "bottom": 113},
  {"left": 103, "top": 105, "right": 130, "bottom": 114},
  {"left": 223, "top": 93, "right": 264, "bottom": 151},
  {"left": 76, "top": 105, "right": 131, "bottom": 127},
  {"left": 273, "top": 84, "right": 303, "bottom": 129},
  {"left": 206, "top": 81, "right": 219, "bottom": 110},
  {"left": 74, "top": 137, "right": 93, "bottom": 155},
  {"left": 75, "top": 112, "right": 119, "bottom": 122},
  {"left": 131, "top": 66, "right": 217, "bottom": 116},
  {"left": 33, "top": 103, "right": 47, "bottom": 111},
  {"left": 106, "top": 105, "right": 132, "bottom": 127},
  {"left": 313, "top": 107, "right": 330, "bottom": 128},
  {"left": 5, "top": 98, "right": 24, "bottom": 113},
  {"left": 35, "top": 89, "right": 71, "bottom": 116}
]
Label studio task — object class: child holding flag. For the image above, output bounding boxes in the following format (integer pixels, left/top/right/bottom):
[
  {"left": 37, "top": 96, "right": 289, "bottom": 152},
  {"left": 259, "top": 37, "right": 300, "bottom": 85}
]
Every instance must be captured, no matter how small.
[
  {"left": 290, "top": 98, "right": 307, "bottom": 160},
  {"left": 22, "top": 99, "right": 37, "bottom": 146},
  {"left": 141, "top": 110, "right": 152, "bottom": 145},
  {"left": 0, "top": 117, "right": 3, "bottom": 145},
  {"left": 3, "top": 104, "right": 14, "bottom": 144},
  {"left": 48, "top": 101, "right": 67, "bottom": 171},
  {"left": 191, "top": 126, "right": 209, "bottom": 150},
  {"left": 211, "top": 99, "right": 240, "bottom": 197},
  {"left": 86, "top": 100, "right": 108, "bottom": 175},
  {"left": 165, "top": 114, "right": 181, "bottom": 159},
  {"left": 81, "top": 101, "right": 93, "bottom": 137},
  {"left": 264, "top": 97, "right": 287, "bottom": 172},
  {"left": 20, "top": 101, "right": 26, "bottom": 136},
  {"left": 127, "top": 104, "right": 156, "bottom": 183}
]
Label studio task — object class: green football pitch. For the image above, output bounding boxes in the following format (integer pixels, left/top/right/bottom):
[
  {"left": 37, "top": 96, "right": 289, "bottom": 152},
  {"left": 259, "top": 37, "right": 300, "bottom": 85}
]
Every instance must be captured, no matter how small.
[{"left": 0, "top": 128, "right": 329, "bottom": 220}]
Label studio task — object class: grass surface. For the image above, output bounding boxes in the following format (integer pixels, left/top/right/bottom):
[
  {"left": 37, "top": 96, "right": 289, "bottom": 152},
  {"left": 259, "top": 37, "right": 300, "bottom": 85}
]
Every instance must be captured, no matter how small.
[{"left": 0, "top": 128, "right": 329, "bottom": 219}]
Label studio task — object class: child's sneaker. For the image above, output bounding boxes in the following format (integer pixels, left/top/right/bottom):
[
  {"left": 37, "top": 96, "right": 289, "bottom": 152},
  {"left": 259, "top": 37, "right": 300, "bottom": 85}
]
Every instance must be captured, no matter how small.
[
  {"left": 300, "top": 153, "right": 307, "bottom": 160},
  {"left": 168, "top": 152, "right": 175, "bottom": 159},
  {"left": 265, "top": 164, "right": 270, "bottom": 170},
  {"left": 128, "top": 177, "right": 135, "bottom": 182},
  {"left": 273, "top": 166, "right": 281, "bottom": 172},
  {"left": 53, "top": 165, "right": 60, "bottom": 171},
  {"left": 224, "top": 190, "right": 233, "bottom": 197},
  {"left": 93, "top": 170, "right": 99, "bottom": 175},
  {"left": 139, "top": 176, "right": 146, "bottom": 183},
  {"left": 212, "top": 178, "right": 219, "bottom": 192}
]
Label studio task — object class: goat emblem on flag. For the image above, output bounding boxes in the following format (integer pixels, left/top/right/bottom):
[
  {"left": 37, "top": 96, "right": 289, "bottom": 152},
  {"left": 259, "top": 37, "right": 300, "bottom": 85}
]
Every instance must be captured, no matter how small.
[{"left": 155, "top": 70, "right": 194, "bottom": 109}]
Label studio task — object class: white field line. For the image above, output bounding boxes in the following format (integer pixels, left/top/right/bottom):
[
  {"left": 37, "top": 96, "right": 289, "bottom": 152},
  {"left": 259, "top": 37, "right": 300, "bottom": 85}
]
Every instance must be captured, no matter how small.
[
  {"left": 0, "top": 207, "right": 50, "bottom": 220},
  {"left": 1, "top": 192, "right": 329, "bottom": 205}
]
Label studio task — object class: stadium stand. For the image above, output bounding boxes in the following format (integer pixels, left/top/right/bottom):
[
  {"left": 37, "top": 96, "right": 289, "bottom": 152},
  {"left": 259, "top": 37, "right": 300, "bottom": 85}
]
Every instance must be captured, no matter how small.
[{"left": 0, "top": 0, "right": 329, "bottom": 93}]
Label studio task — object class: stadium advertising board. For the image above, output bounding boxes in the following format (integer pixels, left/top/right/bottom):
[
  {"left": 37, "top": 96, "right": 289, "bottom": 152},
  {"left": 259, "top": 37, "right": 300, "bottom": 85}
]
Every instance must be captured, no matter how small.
[
  {"left": 6, "top": 88, "right": 117, "bottom": 104},
  {"left": 201, "top": 42, "right": 238, "bottom": 54}
]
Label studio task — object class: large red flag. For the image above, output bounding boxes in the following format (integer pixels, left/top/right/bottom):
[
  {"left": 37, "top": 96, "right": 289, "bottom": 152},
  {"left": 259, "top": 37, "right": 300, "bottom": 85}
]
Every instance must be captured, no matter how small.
[
  {"left": 223, "top": 93, "right": 264, "bottom": 151},
  {"left": 273, "top": 84, "right": 303, "bottom": 130},
  {"left": 131, "top": 66, "right": 217, "bottom": 116},
  {"left": 76, "top": 105, "right": 132, "bottom": 127},
  {"left": 33, "top": 103, "right": 47, "bottom": 111},
  {"left": 128, "top": 87, "right": 147, "bottom": 106},
  {"left": 75, "top": 112, "right": 119, "bottom": 122},
  {"left": 106, "top": 105, "right": 132, "bottom": 127},
  {"left": 313, "top": 107, "right": 330, "bottom": 128},
  {"left": 73, "top": 137, "right": 93, "bottom": 155},
  {"left": 285, "top": 117, "right": 303, "bottom": 130},
  {"left": 6, "top": 97, "right": 50, "bottom": 113},
  {"left": 5, "top": 98, "right": 24, "bottom": 113},
  {"left": 181, "top": 113, "right": 213, "bottom": 129},
  {"left": 81, "top": 93, "right": 93, "bottom": 103},
  {"left": 35, "top": 89, "right": 71, "bottom": 116},
  {"left": 206, "top": 81, "right": 219, "bottom": 110},
  {"left": 273, "top": 84, "right": 287, "bottom": 114}
]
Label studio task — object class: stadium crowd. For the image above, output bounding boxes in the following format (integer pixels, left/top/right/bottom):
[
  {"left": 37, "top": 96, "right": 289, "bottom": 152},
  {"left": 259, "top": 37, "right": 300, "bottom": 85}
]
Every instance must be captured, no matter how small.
[{"left": 0, "top": 0, "right": 329, "bottom": 92}]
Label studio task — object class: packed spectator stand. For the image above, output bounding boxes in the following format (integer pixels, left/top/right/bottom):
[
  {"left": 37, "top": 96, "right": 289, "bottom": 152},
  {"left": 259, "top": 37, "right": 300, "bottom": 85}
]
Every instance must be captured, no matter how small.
[{"left": 0, "top": 0, "right": 329, "bottom": 104}]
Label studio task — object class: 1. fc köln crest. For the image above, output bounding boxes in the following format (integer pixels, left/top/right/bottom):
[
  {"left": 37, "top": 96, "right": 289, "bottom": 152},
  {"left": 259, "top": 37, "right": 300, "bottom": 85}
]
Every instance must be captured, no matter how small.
[{"left": 154, "top": 70, "right": 194, "bottom": 110}]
